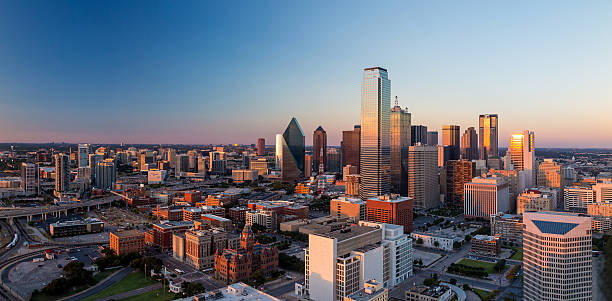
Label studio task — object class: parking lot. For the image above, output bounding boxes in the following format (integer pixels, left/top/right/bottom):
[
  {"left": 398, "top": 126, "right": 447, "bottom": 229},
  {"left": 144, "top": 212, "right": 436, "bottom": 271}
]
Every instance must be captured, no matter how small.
[{"left": 7, "top": 246, "right": 101, "bottom": 298}]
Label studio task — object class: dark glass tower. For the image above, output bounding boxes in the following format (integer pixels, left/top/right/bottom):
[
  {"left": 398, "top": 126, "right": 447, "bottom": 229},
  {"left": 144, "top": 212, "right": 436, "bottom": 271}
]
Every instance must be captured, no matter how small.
[
  {"left": 280, "top": 117, "right": 305, "bottom": 183},
  {"left": 390, "top": 98, "right": 411, "bottom": 196},
  {"left": 313, "top": 126, "right": 327, "bottom": 173}
]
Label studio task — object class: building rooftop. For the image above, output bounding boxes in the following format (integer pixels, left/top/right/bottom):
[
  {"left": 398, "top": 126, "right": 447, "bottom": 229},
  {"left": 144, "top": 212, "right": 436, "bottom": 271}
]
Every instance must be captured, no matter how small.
[
  {"left": 111, "top": 229, "right": 143, "bottom": 238},
  {"left": 408, "top": 285, "right": 451, "bottom": 298},
  {"left": 202, "top": 214, "right": 230, "bottom": 222},
  {"left": 532, "top": 220, "right": 579, "bottom": 235},
  {"left": 51, "top": 218, "right": 103, "bottom": 227},
  {"left": 473, "top": 235, "right": 498, "bottom": 241},
  {"left": 193, "top": 282, "right": 280, "bottom": 301},
  {"left": 368, "top": 194, "right": 412, "bottom": 203},
  {"left": 332, "top": 196, "right": 365, "bottom": 205},
  {"left": 154, "top": 221, "right": 193, "bottom": 230},
  {"left": 314, "top": 225, "right": 377, "bottom": 242}
]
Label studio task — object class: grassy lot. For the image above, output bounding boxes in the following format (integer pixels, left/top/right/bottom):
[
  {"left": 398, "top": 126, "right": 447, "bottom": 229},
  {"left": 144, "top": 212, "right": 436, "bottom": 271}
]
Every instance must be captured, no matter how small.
[
  {"left": 509, "top": 247, "right": 523, "bottom": 261},
  {"left": 120, "top": 288, "right": 176, "bottom": 301},
  {"left": 457, "top": 259, "right": 504, "bottom": 274},
  {"left": 30, "top": 270, "right": 116, "bottom": 301},
  {"left": 82, "top": 271, "right": 156, "bottom": 301},
  {"left": 473, "top": 288, "right": 492, "bottom": 300}
]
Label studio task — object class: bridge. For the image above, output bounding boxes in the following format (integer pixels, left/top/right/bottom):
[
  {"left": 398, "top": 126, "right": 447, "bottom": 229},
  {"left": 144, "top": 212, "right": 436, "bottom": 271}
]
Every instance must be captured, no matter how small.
[{"left": 0, "top": 195, "right": 122, "bottom": 222}]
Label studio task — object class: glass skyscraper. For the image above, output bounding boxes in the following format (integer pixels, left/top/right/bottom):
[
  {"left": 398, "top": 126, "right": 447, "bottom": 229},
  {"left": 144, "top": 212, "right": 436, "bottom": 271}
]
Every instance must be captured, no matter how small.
[
  {"left": 280, "top": 117, "right": 305, "bottom": 183},
  {"left": 390, "top": 97, "right": 411, "bottom": 196},
  {"left": 479, "top": 114, "right": 499, "bottom": 160},
  {"left": 360, "top": 67, "right": 391, "bottom": 199}
]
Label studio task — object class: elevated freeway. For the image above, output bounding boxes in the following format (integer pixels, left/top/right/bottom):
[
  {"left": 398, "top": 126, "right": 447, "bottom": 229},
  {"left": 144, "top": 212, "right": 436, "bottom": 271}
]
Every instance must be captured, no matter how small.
[{"left": 0, "top": 195, "right": 122, "bottom": 222}]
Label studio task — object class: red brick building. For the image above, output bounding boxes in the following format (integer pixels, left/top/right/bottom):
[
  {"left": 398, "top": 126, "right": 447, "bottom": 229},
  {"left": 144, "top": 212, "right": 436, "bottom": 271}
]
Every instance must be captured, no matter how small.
[
  {"left": 228, "top": 206, "right": 249, "bottom": 224},
  {"left": 214, "top": 225, "right": 278, "bottom": 283},
  {"left": 247, "top": 201, "right": 309, "bottom": 220},
  {"left": 144, "top": 221, "right": 193, "bottom": 250},
  {"left": 184, "top": 191, "right": 202, "bottom": 204},
  {"left": 153, "top": 206, "right": 184, "bottom": 221},
  {"left": 470, "top": 235, "right": 501, "bottom": 257},
  {"left": 366, "top": 194, "right": 413, "bottom": 233},
  {"left": 110, "top": 230, "right": 144, "bottom": 256}
]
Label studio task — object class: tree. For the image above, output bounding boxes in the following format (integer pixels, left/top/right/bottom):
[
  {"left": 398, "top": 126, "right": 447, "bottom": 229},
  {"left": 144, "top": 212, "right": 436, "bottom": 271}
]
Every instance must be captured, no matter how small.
[
  {"left": 494, "top": 259, "right": 506, "bottom": 273},
  {"left": 450, "top": 278, "right": 457, "bottom": 285},
  {"left": 252, "top": 269, "right": 266, "bottom": 286},
  {"left": 416, "top": 238, "right": 424, "bottom": 244},
  {"left": 465, "top": 234, "right": 471, "bottom": 241},
  {"left": 42, "top": 278, "right": 70, "bottom": 295},
  {"left": 463, "top": 284, "right": 471, "bottom": 291},
  {"left": 434, "top": 241, "right": 440, "bottom": 248},
  {"left": 181, "top": 281, "right": 206, "bottom": 296}
]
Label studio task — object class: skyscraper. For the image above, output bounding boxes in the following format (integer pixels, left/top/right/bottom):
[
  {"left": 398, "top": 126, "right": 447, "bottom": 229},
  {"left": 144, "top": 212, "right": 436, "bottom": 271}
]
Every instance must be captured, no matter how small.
[
  {"left": 280, "top": 117, "right": 305, "bottom": 183},
  {"left": 257, "top": 138, "right": 265, "bottom": 156},
  {"left": 304, "top": 154, "right": 312, "bottom": 178},
  {"left": 461, "top": 127, "right": 478, "bottom": 160},
  {"left": 95, "top": 159, "right": 117, "bottom": 190},
  {"left": 426, "top": 131, "right": 438, "bottom": 146},
  {"left": 54, "top": 153, "right": 70, "bottom": 195},
  {"left": 523, "top": 212, "right": 592, "bottom": 301},
  {"left": 442, "top": 125, "right": 460, "bottom": 160},
  {"left": 313, "top": 126, "right": 327, "bottom": 174},
  {"left": 78, "top": 143, "right": 90, "bottom": 168},
  {"left": 445, "top": 160, "right": 475, "bottom": 209},
  {"left": 509, "top": 130, "right": 535, "bottom": 187},
  {"left": 464, "top": 176, "right": 510, "bottom": 219},
  {"left": 479, "top": 114, "right": 498, "bottom": 160},
  {"left": 410, "top": 125, "right": 427, "bottom": 145},
  {"left": 342, "top": 125, "right": 361, "bottom": 172},
  {"left": 21, "top": 162, "right": 40, "bottom": 196},
  {"left": 359, "top": 67, "right": 391, "bottom": 199},
  {"left": 407, "top": 145, "right": 440, "bottom": 210},
  {"left": 390, "top": 97, "right": 411, "bottom": 196},
  {"left": 275, "top": 133, "right": 282, "bottom": 170}
]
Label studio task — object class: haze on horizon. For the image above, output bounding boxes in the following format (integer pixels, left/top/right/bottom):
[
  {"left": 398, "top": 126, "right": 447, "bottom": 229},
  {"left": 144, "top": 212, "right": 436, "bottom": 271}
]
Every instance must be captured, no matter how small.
[{"left": 1, "top": 1, "right": 611, "bottom": 148}]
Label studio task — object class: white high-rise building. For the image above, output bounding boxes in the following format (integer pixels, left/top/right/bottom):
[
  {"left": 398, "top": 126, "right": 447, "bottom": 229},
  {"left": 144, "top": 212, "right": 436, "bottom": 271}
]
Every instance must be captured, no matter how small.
[
  {"left": 523, "top": 212, "right": 592, "bottom": 301},
  {"left": 594, "top": 182, "right": 612, "bottom": 204},
  {"left": 360, "top": 67, "right": 391, "bottom": 199},
  {"left": 563, "top": 186, "right": 596, "bottom": 211},
  {"left": 305, "top": 222, "right": 412, "bottom": 301},
  {"left": 78, "top": 144, "right": 90, "bottom": 168},
  {"left": 464, "top": 176, "right": 510, "bottom": 218},
  {"left": 358, "top": 221, "right": 413, "bottom": 286}
]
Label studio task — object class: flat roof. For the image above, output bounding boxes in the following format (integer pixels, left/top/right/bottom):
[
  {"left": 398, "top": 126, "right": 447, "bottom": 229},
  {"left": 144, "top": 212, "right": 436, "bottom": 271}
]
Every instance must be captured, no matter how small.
[
  {"left": 315, "top": 225, "right": 378, "bottom": 242},
  {"left": 112, "top": 229, "right": 143, "bottom": 238}
]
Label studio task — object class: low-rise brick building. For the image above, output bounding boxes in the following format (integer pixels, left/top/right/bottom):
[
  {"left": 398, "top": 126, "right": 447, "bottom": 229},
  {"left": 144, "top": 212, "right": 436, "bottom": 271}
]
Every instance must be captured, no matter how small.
[
  {"left": 110, "top": 230, "right": 144, "bottom": 256},
  {"left": 470, "top": 235, "right": 501, "bottom": 257}
]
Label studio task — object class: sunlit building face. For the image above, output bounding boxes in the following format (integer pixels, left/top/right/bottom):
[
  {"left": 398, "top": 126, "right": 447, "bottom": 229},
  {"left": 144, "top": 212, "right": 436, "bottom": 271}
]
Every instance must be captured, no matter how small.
[
  {"left": 479, "top": 114, "right": 498, "bottom": 160},
  {"left": 360, "top": 67, "right": 391, "bottom": 199}
]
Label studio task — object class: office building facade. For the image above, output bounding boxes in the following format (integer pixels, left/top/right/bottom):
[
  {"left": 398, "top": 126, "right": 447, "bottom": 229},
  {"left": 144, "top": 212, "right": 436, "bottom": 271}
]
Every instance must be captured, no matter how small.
[
  {"left": 390, "top": 101, "right": 411, "bottom": 196},
  {"left": 360, "top": 67, "right": 391, "bottom": 199},
  {"left": 342, "top": 125, "right": 361, "bottom": 172},
  {"left": 407, "top": 145, "right": 440, "bottom": 210},
  {"left": 479, "top": 114, "right": 498, "bottom": 160},
  {"left": 313, "top": 126, "right": 327, "bottom": 173},
  {"left": 523, "top": 212, "right": 592, "bottom": 301},
  {"left": 411, "top": 125, "right": 427, "bottom": 146},
  {"left": 280, "top": 117, "right": 305, "bottom": 182},
  {"left": 461, "top": 127, "right": 478, "bottom": 160},
  {"left": 464, "top": 176, "right": 510, "bottom": 219},
  {"left": 442, "top": 125, "right": 460, "bottom": 160}
]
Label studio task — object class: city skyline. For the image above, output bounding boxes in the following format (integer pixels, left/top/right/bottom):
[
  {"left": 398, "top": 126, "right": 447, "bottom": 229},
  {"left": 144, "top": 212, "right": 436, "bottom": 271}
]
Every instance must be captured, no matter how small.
[{"left": 1, "top": 1, "right": 612, "bottom": 147}]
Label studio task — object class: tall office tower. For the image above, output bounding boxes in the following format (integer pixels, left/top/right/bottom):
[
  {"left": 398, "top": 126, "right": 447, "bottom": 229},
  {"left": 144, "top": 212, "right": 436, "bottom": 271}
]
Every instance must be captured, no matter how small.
[
  {"left": 280, "top": 117, "right": 305, "bottom": 183},
  {"left": 461, "top": 127, "right": 478, "bottom": 160},
  {"left": 360, "top": 67, "right": 391, "bottom": 199},
  {"left": 21, "top": 162, "right": 40, "bottom": 196},
  {"left": 464, "top": 176, "right": 510, "bottom": 219},
  {"left": 175, "top": 154, "right": 190, "bottom": 177},
  {"left": 95, "top": 159, "right": 117, "bottom": 190},
  {"left": 326, "top": 148, "right": 341, "bottom": 173},
  {"left": 442, "top": 125, "right": 461, "bottom": 160},
  {"left": 537, "top": 159, "right": 562, "bottom": 188},
  {"left": 197, "top": 156, "right": 207, "bottom": 175},
  {"left": 342, "top": 125, "right": 361, "bottom": 171},
  {"left": 445, "top": 160, "right": 475, "bottom": 209},
  {"left": 77, "top": 144, "right": 90, "bottom": 168},
  {"left": 523, "top": 212, "right": 592, "bottom": 301},
  {"left": 167, "top": 148, "right": 176, "bottom": 168},
  {"left": 305, "top": 223, "right": 412, "bottom": 300},
  {"left": 479, "top": 114, "right": 499, "bottom": 160},
  {"left": 275, "top": 133, "right": 282, "bottom": 170},
  {"left": 509, "top": 130, "right": 535, "bottom": 187},
  {"left": 304, "top": 154, "right": 312, "bottom": 178},
  {"left": 390, "top": 98, "right": 411, "bottom": 196},
  {"left": 313, "top": 126, "right": 327, "bottom": 173},
  {"left": 407, "top": 145, "right": 440, "bottom": 210},
  {"left": 410, "top": 125, "right": 427, "bottom": 145},
  {"left": 54, "top": 153, "right": 70, "bottom": 195},
  {"left": 209, "top": 151, "right": 226, "bottom": 174},
  {"left": 427, "top": 131, "right": 438, "bottom": 146},
  {"left": 437, "top": 145, "right": 451, "bottom": 167},
  {"left": 366, "top": 194, "right": 413, "bottom": 233},
  {"left": 257, "top": 138, "right": 265, "bottom": 156}
]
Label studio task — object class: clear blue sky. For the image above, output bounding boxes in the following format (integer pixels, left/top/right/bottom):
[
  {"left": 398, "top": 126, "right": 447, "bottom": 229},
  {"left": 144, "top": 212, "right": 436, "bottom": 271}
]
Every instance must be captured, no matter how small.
[{"left": 1, "top": 1, "right": 611, "bottom": 147}]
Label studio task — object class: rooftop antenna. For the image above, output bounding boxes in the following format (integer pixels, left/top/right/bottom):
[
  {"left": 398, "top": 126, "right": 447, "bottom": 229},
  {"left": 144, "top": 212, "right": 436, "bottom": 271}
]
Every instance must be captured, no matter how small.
[{"left": 394, "top": 96, "right": 399, "bottom": 107}]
